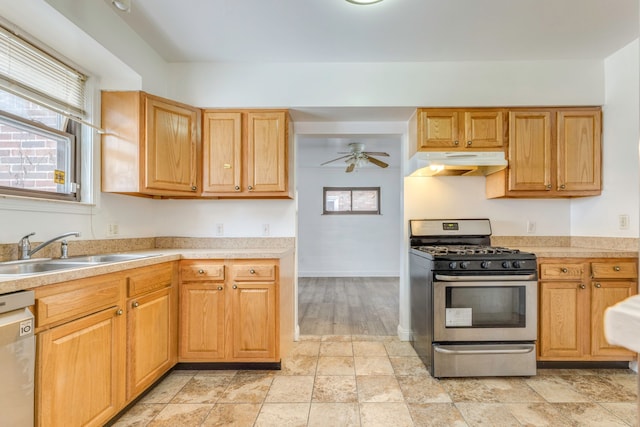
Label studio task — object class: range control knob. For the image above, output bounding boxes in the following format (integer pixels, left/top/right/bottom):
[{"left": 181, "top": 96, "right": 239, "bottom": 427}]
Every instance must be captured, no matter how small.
[
  {"left": 480, "top": 261, "right": 491, "bottom": 269},
  {"left": 502, "top": 261, "right": 511, "bottom": 269},
  {"left": 448, "top": 262, "right": 457, "bottom": 269},
  {"left": 512, "top": 260, "right": 522, "bottom": 269},
  {"left": 460, "top": 261, "right": 470, "bottom": 269}
]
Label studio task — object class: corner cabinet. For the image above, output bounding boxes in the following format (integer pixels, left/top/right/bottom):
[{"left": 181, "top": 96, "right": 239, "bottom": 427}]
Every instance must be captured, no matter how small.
[
  {"left": 101, "top": 91, "right": 201, "bottom": 197},
  {"left": 413, "top": 108, "right": 505, "bottom": 151},
  {"left": 202, "top": 110, "right": 293, "bottom": 198},
  {"left": 538, "top": 258, "right": 637, "bottom": 361},
  {"left": 179, "top": 256, "right": 294, "bottom": 363},
  {"left": 486, "top": 108, "right": 601, "bottom": 198}
]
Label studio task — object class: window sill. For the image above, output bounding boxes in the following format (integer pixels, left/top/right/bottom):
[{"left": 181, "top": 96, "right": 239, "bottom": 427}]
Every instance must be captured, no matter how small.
[{"left": 0, "top": 194, "right": 94, "bottom": 215}]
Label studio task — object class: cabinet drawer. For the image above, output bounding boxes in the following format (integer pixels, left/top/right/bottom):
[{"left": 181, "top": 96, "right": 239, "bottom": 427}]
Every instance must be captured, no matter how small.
[
  {"left": 591, "top": 261, "right": 637, "bottom": 279},
  {"left": 180, "top": 261, "right": 225, "bottom": 281},
  {"left": 35, "top": 276, "right": 123, "bottom": 328},
  {"left": 231, "top": 263, "right": 276, "bottom": 281},
  {"left": 540, "top": 263, "right": 583, "bottom": 280},
  {"left": 127, "top": 262, "right": 174, "bottom": 297}
]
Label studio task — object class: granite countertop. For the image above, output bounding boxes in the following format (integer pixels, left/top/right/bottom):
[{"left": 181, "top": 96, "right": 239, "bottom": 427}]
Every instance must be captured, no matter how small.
[
  {"left": 0, "top": 247, "right": 294, "bottom": 295},
  {"left": 514, "top": 246, "right": 638, "bottom": 259}
]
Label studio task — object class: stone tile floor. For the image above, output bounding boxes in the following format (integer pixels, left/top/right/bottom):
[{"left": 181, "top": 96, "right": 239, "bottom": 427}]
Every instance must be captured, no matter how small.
[{"left": 113, "top": 335, "right": 638, "bottom": 426}]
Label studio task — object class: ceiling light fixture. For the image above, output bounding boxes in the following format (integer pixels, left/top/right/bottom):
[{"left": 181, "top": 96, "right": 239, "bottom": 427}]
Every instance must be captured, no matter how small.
[
  {"left": 112, "top": 0, "right": 131, "bottom": 12},
  {"left": 345, "top": 0, "right": 384, "bottom": 4}
]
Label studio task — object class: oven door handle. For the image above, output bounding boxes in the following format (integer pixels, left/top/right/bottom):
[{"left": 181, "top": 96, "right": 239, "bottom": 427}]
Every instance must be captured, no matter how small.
[
  {"left": 434, "top": 346, "right": 535, "bottom": 355},
  {"left": 434, "top": 273, "right": 537, "bottom": 281}
]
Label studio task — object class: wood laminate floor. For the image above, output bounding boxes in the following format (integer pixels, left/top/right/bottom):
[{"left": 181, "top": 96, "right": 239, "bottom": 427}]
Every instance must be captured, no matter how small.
[{"left": 298, "top": 277, "right": 399, "bottom": 336}]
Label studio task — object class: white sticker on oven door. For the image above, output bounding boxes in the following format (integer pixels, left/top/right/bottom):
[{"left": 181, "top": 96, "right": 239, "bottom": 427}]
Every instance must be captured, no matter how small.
[{"left": 445, "top": 308, "right": 472, "bottom": 327}]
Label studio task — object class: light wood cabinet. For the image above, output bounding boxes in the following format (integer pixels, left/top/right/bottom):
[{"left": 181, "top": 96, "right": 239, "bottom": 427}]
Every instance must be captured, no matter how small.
[
  {"left": 538, "top": 258, "right": 637, "bottom": 361},
  {"left": 202, "top": 110, "right": 293, "bottom": 198},
  {"left": 413, "top": 108, "right": 505, "bottom": 151},
  {"left": 101, "top": 91, "right": 201, "bottom": 197},
  {"left": 126, "top": 263, "right": 177, "bottom": 400},
  {"left": 34, "top": 275, "right": 126, "bottom": 427},
  {"left": 179, "top": 258, "right": 293, "bottom": 363},
  {"left": 486, "top": 108, "right": 601, "bottom": 198}
]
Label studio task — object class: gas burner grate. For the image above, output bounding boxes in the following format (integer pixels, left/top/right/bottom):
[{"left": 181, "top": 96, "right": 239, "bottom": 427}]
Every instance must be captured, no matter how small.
[{"left": 414, "top": 245, "right": 522, "bottom": 256}]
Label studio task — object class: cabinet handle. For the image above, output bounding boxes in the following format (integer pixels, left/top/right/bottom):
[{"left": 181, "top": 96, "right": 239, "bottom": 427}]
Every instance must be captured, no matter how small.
[
  {"left": 234, "top": 186, "right": 240, "bottom": 191},
  {"left": 191, "top": 185, "right": 197, "bottom": 191},
  {"left": 561, "top": 267, "right": 568, "bottom": 273},
  {"left": 248, "top": 185, "right": 253, "bottom": 191},
  {"left": 116, "top": 309, "right": 123, "bottom": 316},
  {"left": 579, "top": 284, "right": 586, "bottom": 289},
  {"left": 614, "top": 266, "right": 621, "bottom": 272},
  {"left": 233, "top": 284, "right": 238, "bottom": 289},
  {"left": 132, "top": 301, "right": 139, "bottom": 308},
  {"left": 559, "top": 184, "right": 566, "bottom": 190},
  {"left": 249, "top": 269, "right": 256, "bottom": 274},
  {"left": 453, "top": 140, "right": 459, "bottom": 146},
  {"left": 217, "top": 286, "right": 223, "bottom": 291},
  {"left": 198, "top": 269, "right": 205, "bottom": 274},
  {"left": 466, "top": 141, "right": 472, "bottom": 146},
  {"left": 546, "top": 184, "right": 552, "bottom": 190},
  {"left": 595, "top": 283, "right": 601, "bottom": 288}
]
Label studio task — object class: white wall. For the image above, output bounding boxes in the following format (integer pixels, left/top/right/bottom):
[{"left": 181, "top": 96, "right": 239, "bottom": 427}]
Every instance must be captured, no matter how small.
[{"left": 571, "top": 40, "right": 640, "bottom": 237}]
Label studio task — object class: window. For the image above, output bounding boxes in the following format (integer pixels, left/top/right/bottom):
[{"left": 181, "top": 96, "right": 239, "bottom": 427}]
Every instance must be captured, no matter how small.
[
  {"left": 0, "top": 24, "right": 87, "bottom": 201},
  {"left": 323, "top": 187, "right": 380, "bottom": 215}
]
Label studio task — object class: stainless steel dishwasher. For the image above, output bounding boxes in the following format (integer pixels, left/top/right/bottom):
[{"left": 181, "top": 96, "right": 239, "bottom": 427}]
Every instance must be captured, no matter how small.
[{"left": 0, "top": 290, "right": 35, "bottom": 427}]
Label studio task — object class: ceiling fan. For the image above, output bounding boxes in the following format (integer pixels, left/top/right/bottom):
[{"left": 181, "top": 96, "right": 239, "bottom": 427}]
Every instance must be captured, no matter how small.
[{"left": 320, "top": 142, "right": 390, "bottom": 173}]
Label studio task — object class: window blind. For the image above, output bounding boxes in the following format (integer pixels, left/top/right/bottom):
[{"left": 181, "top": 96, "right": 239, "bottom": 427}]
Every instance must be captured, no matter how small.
[{"left": 0, "top": 25, "right": 87, "bottom": 117}]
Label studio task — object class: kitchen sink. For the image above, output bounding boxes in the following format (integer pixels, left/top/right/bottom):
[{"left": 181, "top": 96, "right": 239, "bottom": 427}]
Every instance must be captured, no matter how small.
[{"left": 0, "top": 254, "right": 156, "bottom": 276}]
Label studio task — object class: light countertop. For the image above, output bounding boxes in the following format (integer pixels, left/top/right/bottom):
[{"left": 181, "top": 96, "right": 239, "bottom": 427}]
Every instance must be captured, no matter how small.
[{"left": 514, "top": 246, "right": 638, "bottom": 259}]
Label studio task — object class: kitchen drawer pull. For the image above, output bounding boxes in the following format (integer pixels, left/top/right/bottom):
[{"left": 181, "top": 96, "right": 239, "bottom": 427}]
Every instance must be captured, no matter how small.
[
  {"left": 234, "top": 186, "right": 240, "bottom": 191},
  {"left": 248, "top": 185, "right": 253, "bottom": 191},
  {"left": 191, "top": 185, "right": 197, "bottom": 191},
  {"left": 466, "top": 141, "right": 472, "bottom": 146},
  {"left": 614, "top": 266, "right": 621, "bottom": 271},
  {"left": 116, "top": 309, "right": 123, "bottom": 316},
  {"left": 217, "top": 286, "right": 223, "bottom": 291},
  {"left": 453, "top": 140, "right": 459, "bottom": 146},
  {"left": 561, "top": 268, "right": 568, "bottom": 273},
  {"left": 595, "top": 283, "right": 601, "bottom": 288},
  {"left": 559, "top": 184, "right": 566, "bottom": 190},
  {"left": 579, "top": 284, "right": 586, "bottom": 289},
  {"left": 132, "top": 301, "right": 139, "bottom": 308},
  {"left": 434, "top": 346, "right": 534, "bottom": 355},
  {"left": 249, "top": 269, "right": 256, "bottom": 274},
  {"left": 546, "top": 184, "right": 552, "bottom": 190},
  {"left": 233, "top": 284, "right": 238, "bottom": 289},
  {"left": 198, "top": 269, "right": 205, "bottom": 274}
]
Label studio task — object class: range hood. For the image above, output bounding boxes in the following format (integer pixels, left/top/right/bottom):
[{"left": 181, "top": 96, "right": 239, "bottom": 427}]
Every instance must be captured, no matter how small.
[{"left": 408, "top": 151, "right": 508, "bottom": 177}]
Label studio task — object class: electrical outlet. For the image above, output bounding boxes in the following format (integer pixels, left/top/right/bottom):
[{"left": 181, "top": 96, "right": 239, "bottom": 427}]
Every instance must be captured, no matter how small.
[
  {"left": 215, "top": 223, "right": 224, "bottom": 236},
  {"left": 526, "top": 221, "right": 536, "bottom": 234},
  {"left": 619, "top": 214, "right": 630, "bottom": 230},
  {"left": 262, "top": 224, "right": 270, "bottom": 236},
  {"left": 107, "top": 223, "right": 119, "bottom": 236}
]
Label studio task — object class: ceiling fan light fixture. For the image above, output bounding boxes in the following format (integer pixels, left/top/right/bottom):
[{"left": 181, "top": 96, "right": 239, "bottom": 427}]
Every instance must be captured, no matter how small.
[{"left": 345, "top": 0, "right": 384, "bottom": 4}]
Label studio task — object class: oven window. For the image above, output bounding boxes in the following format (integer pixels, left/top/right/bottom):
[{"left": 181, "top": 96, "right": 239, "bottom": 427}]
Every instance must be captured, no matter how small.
[{"left": 445, "top": 286, "right": 526, "bottom": 328}]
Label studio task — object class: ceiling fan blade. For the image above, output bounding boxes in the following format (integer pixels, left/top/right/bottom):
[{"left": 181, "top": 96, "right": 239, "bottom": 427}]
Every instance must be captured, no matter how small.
[
  {"left": 321, "top": 154, "right": 352, "bottom": 166},
  {"left": 346, "top": 163, "right": 356, "bottom": 173},
  {"left": 366, "top": 155, "right": 389, "bottom": 168},
  {"left": 363, "top": 151, "right": 390, "bottom": 157}
]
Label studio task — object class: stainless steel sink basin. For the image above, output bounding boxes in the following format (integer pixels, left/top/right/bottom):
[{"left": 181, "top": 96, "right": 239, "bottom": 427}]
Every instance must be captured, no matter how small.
[{"left": 0, "top": 254, "right": 156, "bottom": 276}]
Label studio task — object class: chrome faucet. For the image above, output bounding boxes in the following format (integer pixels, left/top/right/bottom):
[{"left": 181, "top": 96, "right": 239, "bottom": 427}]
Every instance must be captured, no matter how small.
[{"left": 18, "top": 232, "right": 81, "bottom": 260}]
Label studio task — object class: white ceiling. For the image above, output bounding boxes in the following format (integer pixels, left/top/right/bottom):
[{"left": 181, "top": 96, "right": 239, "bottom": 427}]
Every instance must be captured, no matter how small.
[{"left": 113, "top": 0, "right": 638, "bottom": 63}]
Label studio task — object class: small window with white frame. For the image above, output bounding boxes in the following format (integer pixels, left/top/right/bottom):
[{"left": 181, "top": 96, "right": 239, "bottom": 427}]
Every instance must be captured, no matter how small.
[
  {"left": 0, "top": 23, "right": 88, "bottom": 201},
  {"left": 323, "top": 187, "right": 380, "bottom": 215}
]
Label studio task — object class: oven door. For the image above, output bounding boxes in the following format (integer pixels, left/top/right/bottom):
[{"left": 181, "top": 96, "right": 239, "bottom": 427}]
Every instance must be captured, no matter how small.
[{"left": 433, "top": 278, "right": 537, "bottom": 342}]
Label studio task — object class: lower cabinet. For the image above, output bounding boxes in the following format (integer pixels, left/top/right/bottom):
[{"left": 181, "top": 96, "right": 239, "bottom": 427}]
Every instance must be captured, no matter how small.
[
  {"left": 179, "top": 259, "right": 280, "bottom": 362},
  {"left": 538, "top": 258, "right": 637, "bottom": 361},
  {"left": 33, "top": 262, "right": 178, "bottom": 426}
]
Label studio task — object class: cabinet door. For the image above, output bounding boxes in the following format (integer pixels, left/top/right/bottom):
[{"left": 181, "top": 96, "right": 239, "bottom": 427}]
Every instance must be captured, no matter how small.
[
  {"left": 464, "top": 111, "right": 504, "bottom": 148},
  {"left": 590, "top": 280, "right": 637, "bottom": 358},
  {"left": 180, "top": 283, "right": 226, "bottom": 360},
  {"left": 127, "top": 286, "right": 174, "bottom": 400},
  {"left": 508, "top": 111, "right": 552, "bottom": 191},
  {"left": 145, "top": 96, "right": 199, "bottom": 194},
  {"left": 417, "top": 109, "right": 460, "bottom": 149},
  {"left": 557, "top": 110, "right": 601, "bottom": 192},
  {"left": 539, "top": 281, "right": 589, "bottom": 359},
  {"left": 228, "top": 281, "right": 277, "bottom": 360},
  {"left": 37, "top": 307, "right": 125, "bottom": 427},
  {"left": 247, "top": 112, "right": 288, "bottom": 193},
  {"left": 202, "top": 112, "right": 243, "bottom": 194}
]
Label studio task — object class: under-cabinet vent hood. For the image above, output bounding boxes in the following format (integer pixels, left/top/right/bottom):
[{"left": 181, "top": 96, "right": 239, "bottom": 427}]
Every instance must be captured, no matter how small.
[{"left": 408, "top": 151, "right": 508, "bottom": 177}]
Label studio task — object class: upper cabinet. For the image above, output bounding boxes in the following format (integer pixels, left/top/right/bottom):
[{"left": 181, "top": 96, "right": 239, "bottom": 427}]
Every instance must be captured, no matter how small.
[
  {"left": 202, "top": 110, "right": 293, "bottom": 198},
  {"left": 486, "top": 107, "right": 601, "bottom": 198},
  {"left": 415, "top": 108, "right": 505, "bottom": 151},
  {"left": 101, "top": 91, "right": 201, "bottom": 197}
]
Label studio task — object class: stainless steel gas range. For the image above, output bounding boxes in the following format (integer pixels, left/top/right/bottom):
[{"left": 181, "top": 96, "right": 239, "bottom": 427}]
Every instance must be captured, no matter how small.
[{"left": 409, "top": 218, "right": 538, "bottom": 378}]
